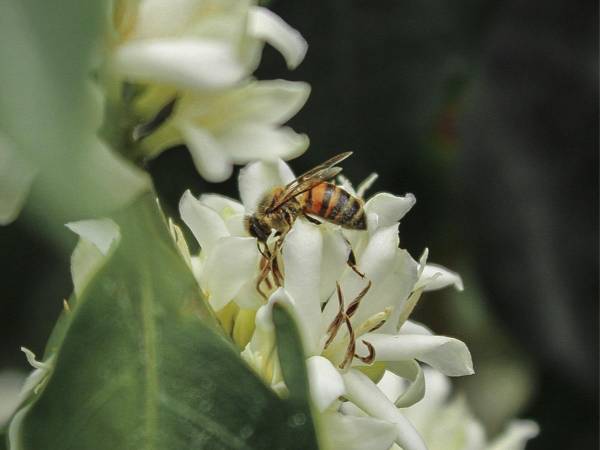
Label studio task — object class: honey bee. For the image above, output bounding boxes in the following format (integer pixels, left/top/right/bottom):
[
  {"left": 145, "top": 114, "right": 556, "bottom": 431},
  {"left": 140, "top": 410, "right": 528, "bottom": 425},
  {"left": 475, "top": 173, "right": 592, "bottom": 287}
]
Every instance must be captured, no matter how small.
[{"left": 245, "top": 152, "right": 367, "bottom": 298}]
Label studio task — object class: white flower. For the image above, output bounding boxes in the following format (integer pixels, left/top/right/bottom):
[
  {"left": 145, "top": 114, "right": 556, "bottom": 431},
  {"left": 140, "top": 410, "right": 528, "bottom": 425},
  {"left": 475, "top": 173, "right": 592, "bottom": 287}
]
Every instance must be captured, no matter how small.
[
  {"left": 187, "top": 159, "right": 473, "bottom": 450},
  {"left": 110, "top": 0, "right": 307, "bottom": 90},
  {"left": 376, "top": 369, "right": 539, "bottom": 450},
  {"left": 107, "top": 0, "right": 310, "bottom": 182},
  {"left": 140, "top": 79, "right": 310, "bottom": 181},
  {"left": 178, "top": 158, "right": 296, "bottom": 311}
]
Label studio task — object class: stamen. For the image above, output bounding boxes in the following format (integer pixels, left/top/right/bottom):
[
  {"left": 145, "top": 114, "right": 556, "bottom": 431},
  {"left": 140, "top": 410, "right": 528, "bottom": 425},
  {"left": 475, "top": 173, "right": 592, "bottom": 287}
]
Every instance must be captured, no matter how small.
[
  {"left": 339, "top": 316, "right": 356, "bottom": 369},
  {"left": 345, "top": 280, "right": 372, "bottom": 318},
  {"left": 356, "top": 173, "right": 379, "bottom": 198},
  {"left": 324, "top": 282, "right": 346, "bottom": 349},
  {"left": 355, "top": 306, "right": 392, "bottom": 336},
  {"left": 355, "top": 340, "right": 376, "bottom": 364}
]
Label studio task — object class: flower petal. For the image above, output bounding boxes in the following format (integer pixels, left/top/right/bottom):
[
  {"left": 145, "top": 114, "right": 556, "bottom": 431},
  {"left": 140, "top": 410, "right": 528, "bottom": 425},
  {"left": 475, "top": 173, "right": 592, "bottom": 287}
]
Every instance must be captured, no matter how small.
[
  {"left": 319, "top": 228, "right": 350, "bottom": 301},
  {"left": 201, "top": 236, "right": 260, "bottom": 311},
  {"left": 389, "top": 362, "right": 426, "bottom": 408},
  {"left": 65, "top": 219, "right": 120, "bottom": 255},
  {"left": 234, "top": 277, "right": 266, "bottom": 310},
  {"left": 365, "top": 192, "right": 416, "bottom": 231},
  {"left": 377, "top": 370, "right": 405, "bottom": 403},
  {"left": 321, "top": 411, "right": 397, "bottom": 450},
  {"left": 342, "top": 369, "right": 427, "bottom": 450},
  {"left": 217, "top": 124, "right": 309, "bottom": 164},
  {"left": 0, "top": 131, "right": 36, "bottom": 225},
  {"left": 179, "top": 189, "right": 229, "bottom": 252},
  {"left": 306, "top": 356, "right": 345, "bottom": 411},
  {"left": 198, "top": 193, "right": 245, "bottom": 217},
  {"left": 488, "top": 420, "right": 539, "bottom": 450},
  {"left": 248, "top": 6, "right": 307, "bottom": 69},
  {"left": 224, "top": 79, "right": 310, "bottom": 125},
  {"left": 321, "top": 224, "right": 400, "bottom": 334},
  {"left": 238, "top": 160, "right": 295, "bottom": 211},
  {"left": 66, "top": 219, "right": 121, "bottom": 298},
  {"left": 113, "top": 39, "right": 245, "bottom": 90},
  {"left": 360, "top": 333, "right": 474, "bottom": 377},
  {"left": 417, "top": 263, "right": 464, "bottom": 292},
  {"left": 179, "top": 124, "right": 233, "bottom": 182},
  {"left": 399, "top": 320, "right": 433, "bottom": 335},
  {"left": 354, "top": 248, "right": 419, "bottom": 331},
  {"left": 282, "top": 219, "right": 323, "bottom": 355},
  {"left": 378, "top": 362, "right": 426, "bottom": 408},
  {"left": 129, "top": 0, "right": 207, "bottom": 39}
]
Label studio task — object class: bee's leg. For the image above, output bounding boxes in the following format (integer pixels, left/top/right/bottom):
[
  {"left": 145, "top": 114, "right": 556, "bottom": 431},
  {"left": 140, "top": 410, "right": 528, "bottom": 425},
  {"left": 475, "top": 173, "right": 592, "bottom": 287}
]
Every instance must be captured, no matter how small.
[
  {"left": 257, "top": 240, "right": 269, "bottom": 260},
  {"left": 255, "top": 244, "right": 273, "bottom": 300},
  {"left": 271, "top": 253, "right": 284, "bottom": 286},
  {"left": 265, "top": 236, "right": 284, "bottom": 286}
]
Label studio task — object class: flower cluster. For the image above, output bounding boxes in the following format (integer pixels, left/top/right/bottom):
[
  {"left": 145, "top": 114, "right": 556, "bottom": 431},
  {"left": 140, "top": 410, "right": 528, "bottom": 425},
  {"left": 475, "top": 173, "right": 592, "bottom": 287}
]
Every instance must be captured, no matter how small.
[
  {"left": 107, "top": 0, "right": 310, "bottom": 181},
  {"left": 179, "top": 159, "right": 475, "bottom": 450},
  {"left": 384, "top": 369, "right": 539, "bottom": 450}
]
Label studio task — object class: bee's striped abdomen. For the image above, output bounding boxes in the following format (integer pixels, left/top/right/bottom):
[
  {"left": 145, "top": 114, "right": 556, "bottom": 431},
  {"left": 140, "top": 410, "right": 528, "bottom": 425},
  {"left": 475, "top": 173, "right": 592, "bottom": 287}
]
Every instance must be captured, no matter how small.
[{"left": 303, "top": 183, "right": 366, "bottom": 230}]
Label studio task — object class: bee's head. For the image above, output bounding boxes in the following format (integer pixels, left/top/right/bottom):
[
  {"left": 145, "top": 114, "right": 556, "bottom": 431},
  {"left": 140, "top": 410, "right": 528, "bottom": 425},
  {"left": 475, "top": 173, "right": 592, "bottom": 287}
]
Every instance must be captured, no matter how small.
[{"left": 245, "top": 215, "right": 271, "bottom": 242}]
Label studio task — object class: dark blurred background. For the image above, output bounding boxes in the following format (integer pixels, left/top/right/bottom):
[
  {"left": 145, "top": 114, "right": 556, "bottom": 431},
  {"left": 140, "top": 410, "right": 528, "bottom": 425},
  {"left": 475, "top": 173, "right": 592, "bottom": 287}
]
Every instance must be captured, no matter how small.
[{"left": 1, "top": 0, "right": 598, "bottom": 448}]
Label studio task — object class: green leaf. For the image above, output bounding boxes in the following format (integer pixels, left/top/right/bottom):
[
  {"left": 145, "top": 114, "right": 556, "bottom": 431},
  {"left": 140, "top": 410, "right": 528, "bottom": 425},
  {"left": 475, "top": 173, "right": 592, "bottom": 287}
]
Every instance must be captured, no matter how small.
[
  {"left": 8, "top": 195, "right": 318, "bottom": 450},
  {"left": 273, "top": 304, "right": 319, "bottom": 445}
]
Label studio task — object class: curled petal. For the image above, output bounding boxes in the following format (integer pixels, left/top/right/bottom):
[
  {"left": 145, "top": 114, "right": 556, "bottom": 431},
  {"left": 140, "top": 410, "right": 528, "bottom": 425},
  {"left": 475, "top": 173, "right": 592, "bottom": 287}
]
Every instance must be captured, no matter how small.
[
  {"left": 306, "top": 356, "right": 345, "bottom": 411},
  {"left": 365, "top": 192, "right": 416, "bottom": 231},
  {"left": 113, "top": 39, "right": 245, "bottom": 90},
  {"left": 200, "top": 236, "right": 260, "bottom": 311},
  {"left": 179, "top": 190, "right": 229, "bottom": 252},
  {"left": 379, "top": 362, "right": 426, "bottom": 408},
  {"left": 248, "top": 7, "right": 307, "bottom": 69},
  {"left": 417, "top": 263, "right": 464, "bottom": 292},
  {"left": 361, "top": 333, "right": 474, "bottom": 377}
]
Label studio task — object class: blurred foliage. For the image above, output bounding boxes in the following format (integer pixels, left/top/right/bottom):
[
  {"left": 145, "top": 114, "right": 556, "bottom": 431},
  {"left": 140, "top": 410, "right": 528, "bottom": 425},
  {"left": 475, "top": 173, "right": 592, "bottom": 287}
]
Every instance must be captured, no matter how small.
[
  {"left": 0, "top": 0, "right": 597, "bottom": 449},
  {"left": 0, "top": 0, "right": 148, "bottom": 246},
  {"left": 7, "top": 194, "right": 317, "bottom": 450}
]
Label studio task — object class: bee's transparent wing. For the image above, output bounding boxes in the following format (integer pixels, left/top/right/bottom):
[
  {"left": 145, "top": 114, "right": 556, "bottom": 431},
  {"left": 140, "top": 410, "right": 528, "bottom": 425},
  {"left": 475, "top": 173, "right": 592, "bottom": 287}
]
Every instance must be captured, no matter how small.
[{"left": 268, "top": 152, "right": 352, "bottom": 211}]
